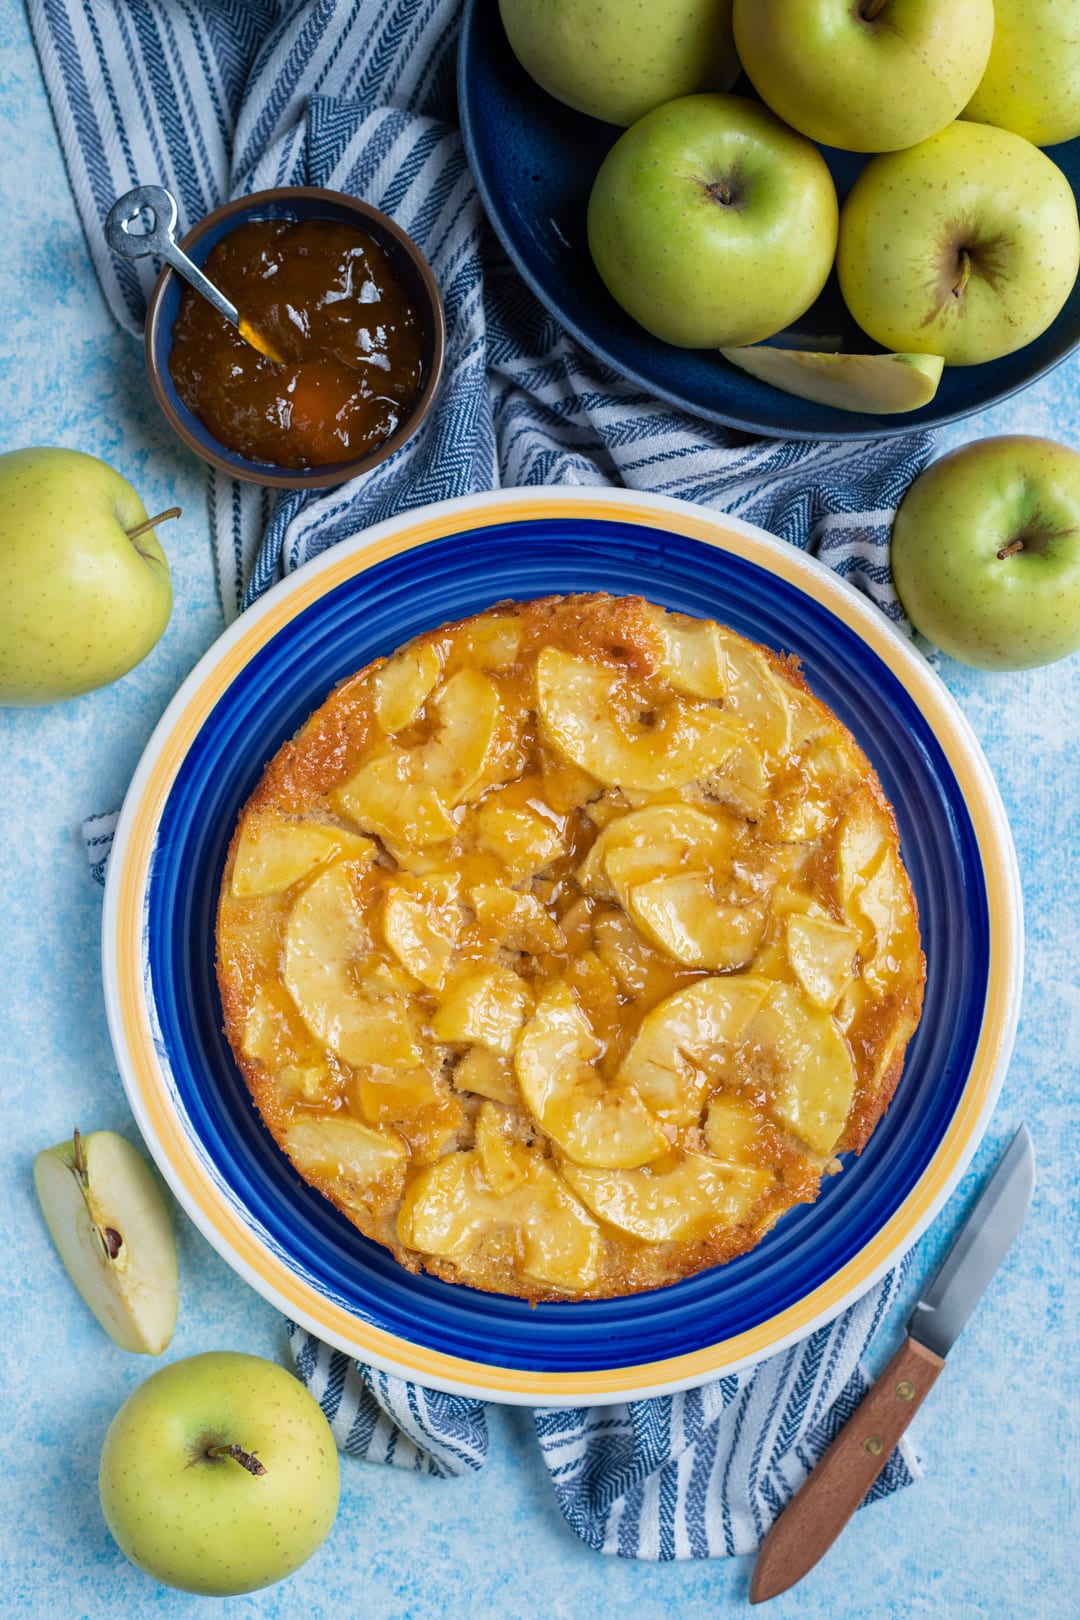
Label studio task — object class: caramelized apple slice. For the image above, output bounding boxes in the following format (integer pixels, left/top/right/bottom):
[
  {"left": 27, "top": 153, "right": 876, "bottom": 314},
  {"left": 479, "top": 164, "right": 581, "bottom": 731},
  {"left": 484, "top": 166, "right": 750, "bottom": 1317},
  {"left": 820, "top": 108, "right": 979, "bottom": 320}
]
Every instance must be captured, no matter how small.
[
  {"left": 357, "top": 1067, "right": 466, "bottom": 1164},
  {"left": 397, "top": 1149, "right": 600, "bottom": 1292},
  {"left": 704, "top": 1094, "right": 764, "bottom": 1160},
  {"left": 282, "top": 864, "right": 422, "bottom": 1068},
  {"left": 231, "top": 815, "right": 375, "bottom": 898},
  {"left": 283, "top": 1115, "right": 405, "bottom": 1184},
  {"left": 450, "top": 1047, "right": 521, "bottom": 1105},
  {"left": 381, "top": 879, "right": 462, "bottom": 991},
  {"left": 372, "top": 642, "right": 442, "bottom": 733},
  {"left": 646, "top": 608, "right": 727, "bottom": 699},
  {"left": 715, "top": 633, "right": 794, "bottom": 763},
  {"left": 855, "top": 846, "right": 921, "bottom": 994},
  {"left": 424, "top": 669, "right": 508, "bottom": 803},
  {"left": 785, "top": 913, "right": 859, "bottom": 1009},
  {"left": 332, "top": 752, "right": 457, "bottom": 854},
  {"left": 432, "top": 966, "right": 533, "bottom": 1054},
  {"left": 581, "top": 803, "right": 773, "bottom": 970},
  {"left": 464, "top": 791, "right": 566, "bottom": 884},
  {"left": 468, "top": 886, "right": 565, "bottom": 954},
  {"left": 619, "top": 977, "right": 770, "bottom": 1127},
  {"left": 577, "top": 803, "right": 722, "bottom": 896},
  {"left": 836, "top": 801, "right": 891, "bottom": 908},
  {"left": 333, "top": 669, "right": 509, "bottom": 853},
  {"left": 535, "top": 647, "right": 743, "bottom": 791},
  {"left": 241, "top": 982, "right": 336, "bottom": 1102},
  {"left": 474, "top": 1102, "right": 530, "bottom": 1195},
  {"left": 745, "top": 983, "right": 856, "bottom": 1156},
  {"left": 624, "top": 872, "right": 770, "bottom": 972},
  {"left": 562, "top": 1153, "right": 770, "bottom": 1242},
  {"left": 458, "top": 613, "right": 522, "bottom": 670},
  {"left": 514, "top": 981, "right": 667, "bottom": 1168}
]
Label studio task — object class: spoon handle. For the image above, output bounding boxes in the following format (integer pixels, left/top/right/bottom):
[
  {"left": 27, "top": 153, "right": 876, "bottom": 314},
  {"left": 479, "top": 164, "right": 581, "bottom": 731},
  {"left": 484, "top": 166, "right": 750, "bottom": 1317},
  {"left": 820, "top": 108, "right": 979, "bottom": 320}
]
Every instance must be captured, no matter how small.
[{"left": 104, "top": 185, "right": 239, "bottom": 328}]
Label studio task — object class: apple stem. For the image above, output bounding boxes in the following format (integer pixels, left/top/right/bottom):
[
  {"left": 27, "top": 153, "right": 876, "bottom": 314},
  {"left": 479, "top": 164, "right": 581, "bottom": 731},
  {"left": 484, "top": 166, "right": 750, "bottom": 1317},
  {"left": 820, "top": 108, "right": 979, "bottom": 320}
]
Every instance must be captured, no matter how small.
[
  {"left": 860, "top": 0, "right": 888, "bottom": 19},
  {"left": 72, "top": 1127, "right": 89, "bottom": 1188},
  {"left": 125, "top": 507, "right": 181, "bottom": 544},
  {"left": 952, "top": 250, "right": 972, "bottom": 300},
  {"left": 997, "top": 538, "right": 1025, "bottom": 559},
  {"left": 706, "top": 180, "right": 733, "bottom": 207},
  {"left": 207, "top": 1443, "right": 267, "bottom": 1476}
]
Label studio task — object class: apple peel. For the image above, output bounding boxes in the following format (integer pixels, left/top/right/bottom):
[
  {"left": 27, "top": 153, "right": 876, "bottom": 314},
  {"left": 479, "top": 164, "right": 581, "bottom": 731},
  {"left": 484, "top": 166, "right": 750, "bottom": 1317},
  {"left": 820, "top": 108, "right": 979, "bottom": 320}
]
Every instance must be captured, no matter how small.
[
  {"left": 33, "top": 1127, "right": 178, "bottom": 1355},
  {"left": 720, "top": 346, "right": 944, "bottom": 414}
]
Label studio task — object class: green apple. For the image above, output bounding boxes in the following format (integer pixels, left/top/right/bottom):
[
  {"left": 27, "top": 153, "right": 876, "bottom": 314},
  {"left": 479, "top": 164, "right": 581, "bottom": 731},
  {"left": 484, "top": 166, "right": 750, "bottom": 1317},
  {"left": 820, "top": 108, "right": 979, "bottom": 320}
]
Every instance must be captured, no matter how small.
[
  {"left": 587, "top": 94, "right": 838, "bottom": 349},
  {"left": 34, "top": 1128, "right": 178, "bottom": 1355},
  {"left": 99, "top": 1351, "right": 340, "bottom": 1595},
  {"left": 498, "top": 0, "right": 739, "bottom": 127},
  {"left": 0, "top": 446, "right": 175, "bottom": 706},
  {"left": 720, "top": 347, "right": 944, "bottom": 413},
  {"left": 732, "top": 0, "right": 993, "bottom": 153},
  {"left": 837, "top": 121, "right": 1080, "bottom": 367},
  {"left": 890, "top": 436, "right": 1080, "bottom": 670},
  {"left": 964, "top": 0, "right": 1080, "bottom": 148}
]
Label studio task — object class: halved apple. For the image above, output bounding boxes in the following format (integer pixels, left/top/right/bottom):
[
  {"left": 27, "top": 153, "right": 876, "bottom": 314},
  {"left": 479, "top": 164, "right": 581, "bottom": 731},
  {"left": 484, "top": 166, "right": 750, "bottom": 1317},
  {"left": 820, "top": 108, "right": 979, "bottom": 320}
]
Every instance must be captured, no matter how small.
[
  {"left": 33, "top": 1129, "right": 178, "bottom": 1355},
  {"left": 721, "top": 346, "right": 944, "bottom": 414}
]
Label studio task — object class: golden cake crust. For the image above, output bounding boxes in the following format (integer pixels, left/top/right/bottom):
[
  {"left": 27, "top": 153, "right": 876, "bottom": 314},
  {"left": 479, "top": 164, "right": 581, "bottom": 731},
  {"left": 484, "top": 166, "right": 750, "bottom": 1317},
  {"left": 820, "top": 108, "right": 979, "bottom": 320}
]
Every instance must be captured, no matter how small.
[{"left": 215, "top": 594, "right": 925, "bottom": 1301}]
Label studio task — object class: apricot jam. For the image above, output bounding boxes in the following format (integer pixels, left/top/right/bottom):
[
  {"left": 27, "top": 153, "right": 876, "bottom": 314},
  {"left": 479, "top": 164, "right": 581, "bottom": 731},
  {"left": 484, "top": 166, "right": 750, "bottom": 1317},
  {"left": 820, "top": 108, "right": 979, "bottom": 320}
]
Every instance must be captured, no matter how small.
[{"left": 168, "top": 218, "right": 426, "bottom": 468}]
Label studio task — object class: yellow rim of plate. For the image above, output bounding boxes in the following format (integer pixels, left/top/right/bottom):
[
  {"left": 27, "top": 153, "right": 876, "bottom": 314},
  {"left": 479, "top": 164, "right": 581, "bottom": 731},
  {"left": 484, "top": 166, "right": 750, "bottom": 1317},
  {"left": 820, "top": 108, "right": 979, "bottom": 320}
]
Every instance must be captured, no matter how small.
[{"left": 106, "top": 489, "right": 1020, "bottom": 1400}]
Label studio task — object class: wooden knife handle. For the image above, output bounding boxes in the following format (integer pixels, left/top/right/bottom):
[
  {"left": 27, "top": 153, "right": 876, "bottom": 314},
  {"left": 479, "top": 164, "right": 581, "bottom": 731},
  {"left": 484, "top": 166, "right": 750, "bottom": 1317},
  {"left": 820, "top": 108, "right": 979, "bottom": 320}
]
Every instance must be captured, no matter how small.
[{"left": 749, "top": 1336, "right": 945, "bottom": 1604}]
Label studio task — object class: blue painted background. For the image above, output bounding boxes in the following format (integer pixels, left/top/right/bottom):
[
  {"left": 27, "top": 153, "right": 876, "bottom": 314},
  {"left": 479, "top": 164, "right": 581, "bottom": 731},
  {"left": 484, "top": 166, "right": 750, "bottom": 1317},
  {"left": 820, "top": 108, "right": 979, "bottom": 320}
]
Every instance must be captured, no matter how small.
[{"left": 1, "top": 5, "right": 1076, "bottom": 1615}]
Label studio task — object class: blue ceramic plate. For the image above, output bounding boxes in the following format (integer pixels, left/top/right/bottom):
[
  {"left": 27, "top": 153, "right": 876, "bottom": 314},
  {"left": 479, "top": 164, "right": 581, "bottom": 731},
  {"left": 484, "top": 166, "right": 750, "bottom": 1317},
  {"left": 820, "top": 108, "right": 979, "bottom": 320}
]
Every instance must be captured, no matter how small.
[
  {"left": 458, "top": 0, "right": 1080, "bottom": 441},
  {"left": 102, "top": 490, "right": 1021, "bottom": 1403}
]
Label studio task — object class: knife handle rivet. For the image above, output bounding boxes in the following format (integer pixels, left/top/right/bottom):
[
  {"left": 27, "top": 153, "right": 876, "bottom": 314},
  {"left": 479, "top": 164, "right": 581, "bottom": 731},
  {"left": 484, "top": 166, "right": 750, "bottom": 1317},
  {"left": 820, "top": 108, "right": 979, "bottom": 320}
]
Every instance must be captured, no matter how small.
[
  {"left": 863, "top": 1436, "right": 884, "bottom": 1456},
  {"left": 896, "top": 1380, "right": 916, "bottom": 1401}
]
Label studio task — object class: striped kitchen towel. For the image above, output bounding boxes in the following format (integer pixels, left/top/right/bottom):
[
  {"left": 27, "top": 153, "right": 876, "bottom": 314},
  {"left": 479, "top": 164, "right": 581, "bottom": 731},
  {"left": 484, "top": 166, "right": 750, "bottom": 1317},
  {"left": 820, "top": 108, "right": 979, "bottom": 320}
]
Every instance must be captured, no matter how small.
[{"left": 35, "top": 0, "right": 928, "bottom": 1559}]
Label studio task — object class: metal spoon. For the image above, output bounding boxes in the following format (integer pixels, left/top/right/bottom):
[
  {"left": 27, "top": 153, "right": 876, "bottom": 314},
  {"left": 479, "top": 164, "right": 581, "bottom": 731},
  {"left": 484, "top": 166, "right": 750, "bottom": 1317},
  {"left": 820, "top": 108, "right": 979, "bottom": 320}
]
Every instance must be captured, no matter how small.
[{"left": 105, "top": 184, "right": 285, "bottom": 364}]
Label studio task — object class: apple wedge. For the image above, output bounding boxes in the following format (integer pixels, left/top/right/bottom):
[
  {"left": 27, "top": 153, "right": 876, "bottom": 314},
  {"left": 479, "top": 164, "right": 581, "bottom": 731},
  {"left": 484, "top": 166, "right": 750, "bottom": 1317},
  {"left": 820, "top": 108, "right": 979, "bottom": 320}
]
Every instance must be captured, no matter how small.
[
  {"left": 33, "top": 1128, "right": 178, "bottom": 1354},
  {"left": 720, "top": 347, "right": 944, "bottom": 414}
]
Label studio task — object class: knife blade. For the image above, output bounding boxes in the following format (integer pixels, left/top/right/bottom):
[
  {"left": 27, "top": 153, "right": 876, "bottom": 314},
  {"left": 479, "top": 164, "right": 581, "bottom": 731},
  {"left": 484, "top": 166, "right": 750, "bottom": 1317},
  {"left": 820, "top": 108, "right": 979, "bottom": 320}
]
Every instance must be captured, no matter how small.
[{"left": 749, "top": 1124, "right": 1035, "bottom": 1605}]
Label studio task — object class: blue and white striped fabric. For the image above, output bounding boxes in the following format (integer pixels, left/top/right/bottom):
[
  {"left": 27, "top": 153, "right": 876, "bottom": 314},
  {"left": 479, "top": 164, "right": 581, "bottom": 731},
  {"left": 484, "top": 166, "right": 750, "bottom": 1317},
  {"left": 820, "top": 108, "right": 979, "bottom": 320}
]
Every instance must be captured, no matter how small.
[{"left": 36, "top": 0, "right": 928, "bottom": 1558}]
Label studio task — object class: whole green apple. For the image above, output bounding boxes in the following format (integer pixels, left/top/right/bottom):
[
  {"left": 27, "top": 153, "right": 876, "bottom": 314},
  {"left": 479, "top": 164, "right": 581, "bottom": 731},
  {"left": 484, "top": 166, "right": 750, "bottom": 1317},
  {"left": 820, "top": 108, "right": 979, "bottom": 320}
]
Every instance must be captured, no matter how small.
[
  {"left": 0, "top": 446, "right": 174, "bottom": 706},
  {"left": 837, "top": 121, "right": 1080, "bottom": 366},
  {"left": 587, "top": 94, "right": 838, "bottom": 349},
  {"left": 964, "top": 0, "right": 1080, "bottom": 148},
  {"left": 99, "top": 1351, "right": 340, "bottom": 1594},
  {"left": 498, "top": 0, "right": 738, "bottom": 127},
  {"left": 733, "top": 0, "right": 993, "bottom": 152},
  {"left": 890, "top": 436, "right": 1080, "bottom": 670}
]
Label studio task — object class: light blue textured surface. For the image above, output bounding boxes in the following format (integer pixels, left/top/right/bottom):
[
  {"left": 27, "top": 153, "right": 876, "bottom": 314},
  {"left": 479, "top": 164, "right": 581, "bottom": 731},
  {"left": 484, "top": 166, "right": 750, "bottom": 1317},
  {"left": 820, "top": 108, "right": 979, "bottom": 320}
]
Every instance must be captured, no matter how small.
[{"left": 1, "top": 4, "right": 1077, "bottom": 1614}]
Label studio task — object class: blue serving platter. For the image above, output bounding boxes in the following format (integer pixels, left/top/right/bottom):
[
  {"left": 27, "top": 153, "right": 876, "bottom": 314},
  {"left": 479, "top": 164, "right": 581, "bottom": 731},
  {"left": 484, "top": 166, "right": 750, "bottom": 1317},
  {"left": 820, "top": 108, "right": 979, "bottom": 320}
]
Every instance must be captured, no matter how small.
[
  {"left": 458, "top": 0, "right": 1080, "bottom": 441},
  {"left": 102, "top": 490, "right": 1021, "bottom": 1402}
]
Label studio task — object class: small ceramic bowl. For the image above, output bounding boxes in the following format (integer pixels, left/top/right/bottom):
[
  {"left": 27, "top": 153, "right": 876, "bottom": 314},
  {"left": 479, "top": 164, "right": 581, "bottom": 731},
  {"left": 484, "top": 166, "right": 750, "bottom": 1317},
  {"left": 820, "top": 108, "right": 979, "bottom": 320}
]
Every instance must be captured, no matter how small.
[{"left": 144, "top": 187, "right": 446, "bottom": 490}]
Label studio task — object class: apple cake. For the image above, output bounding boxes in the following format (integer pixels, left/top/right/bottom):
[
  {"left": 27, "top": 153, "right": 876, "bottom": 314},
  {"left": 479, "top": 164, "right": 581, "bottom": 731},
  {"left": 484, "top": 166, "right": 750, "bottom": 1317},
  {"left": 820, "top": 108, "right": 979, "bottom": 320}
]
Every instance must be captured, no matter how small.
[{"left": 215, "top": 594, "right": 924, "bottom": 1300}]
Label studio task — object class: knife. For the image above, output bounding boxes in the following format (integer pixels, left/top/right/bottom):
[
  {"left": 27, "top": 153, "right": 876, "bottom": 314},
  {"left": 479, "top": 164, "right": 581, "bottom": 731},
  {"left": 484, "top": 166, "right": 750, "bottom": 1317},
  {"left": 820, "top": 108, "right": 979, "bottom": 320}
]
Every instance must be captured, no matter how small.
[{"left": 749, "top": 1123, "right": 1036, "bottom": 1605}]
